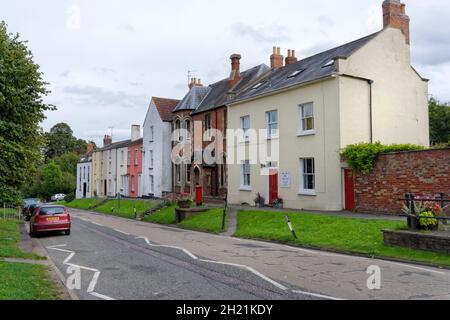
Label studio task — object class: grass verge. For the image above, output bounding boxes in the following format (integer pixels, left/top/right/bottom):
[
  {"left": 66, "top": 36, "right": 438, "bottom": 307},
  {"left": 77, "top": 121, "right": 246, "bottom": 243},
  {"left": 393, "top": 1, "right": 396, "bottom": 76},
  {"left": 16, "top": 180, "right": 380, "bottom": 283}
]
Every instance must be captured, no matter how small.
[
  {"left": 234, "top": 210, "right": 450, "bottom": 267},
  {"left": 95, "top": 199, "right": 161, "bottom": 219},
  {"left": 0, "top": 220, "right": 41, "bottom": 260},
  {"left": 0, "top": 262, "right": 59, "bottom": 300},
  {"left": 144, "top": 206, "right": 228, "bottom": 234},
  {"left": 62, "top": 198, "right": 105, "bottom": 210}
]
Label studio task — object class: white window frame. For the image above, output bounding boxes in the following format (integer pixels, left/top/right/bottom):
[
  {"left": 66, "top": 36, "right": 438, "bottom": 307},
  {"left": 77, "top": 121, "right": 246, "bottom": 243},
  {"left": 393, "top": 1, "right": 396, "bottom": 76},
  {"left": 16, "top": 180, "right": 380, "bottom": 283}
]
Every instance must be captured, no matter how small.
[
  {"left": 299, "top": 158, "right": 316, "bottom": 196},
  {"left": 134, "top": 149, "right": 138, "bottom": 166},
  {"left": 186, "top": 165, "right": 191, "bottom": 184},
  {"left": 149, "top": 175, "right": 154, "bottom": 193},
  {"left": 240, "top": 160, "right": 252, "bottom": 191},
  {"left": 240, "top": 115, "right": 251, "bottom": 142},
  {"left": 298, "top": 102, "right": 315, "bottom": 136},
  {"left": 149, "top": 150, "right": 154, "bottom": 169},
  {"left": 266, "top": 110, "right": 278, "bottom": 139},
  {"left": 150, "top": 126, "right": 154, "bottom": 142},
  {"left": 204, "top": 114, "right": 212, "bottom": 141},
  {"left": 175, "top": 165, "right": 181, "bottom": 184}
]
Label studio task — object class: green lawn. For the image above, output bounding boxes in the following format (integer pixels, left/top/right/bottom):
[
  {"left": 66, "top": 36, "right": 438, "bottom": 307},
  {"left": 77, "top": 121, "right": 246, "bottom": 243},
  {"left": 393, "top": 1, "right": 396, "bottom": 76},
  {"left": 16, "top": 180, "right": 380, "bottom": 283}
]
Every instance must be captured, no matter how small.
[
  {"left": 144, "top": 206, "right": 227, "bottom": 234},
  {"left": 0, "top": 220, "right": 59, "bottom": 300},
  {"left": 0, "top": 262, "right": 59, "bottom": 300},
  {"left": 234, "top": 210, "right": 450, "bottom": 267},
  {"left": 63, "top": 198, "right": 105, "bottom": 210},
  {"left": 95, "top": 199, "right": 161, "bottom": 219},
  {"left": 0, "top": 220, "right": 41, "bottom": 260},
  {"left": 144, "top": 205, "right": 177, "bottom": 224}
]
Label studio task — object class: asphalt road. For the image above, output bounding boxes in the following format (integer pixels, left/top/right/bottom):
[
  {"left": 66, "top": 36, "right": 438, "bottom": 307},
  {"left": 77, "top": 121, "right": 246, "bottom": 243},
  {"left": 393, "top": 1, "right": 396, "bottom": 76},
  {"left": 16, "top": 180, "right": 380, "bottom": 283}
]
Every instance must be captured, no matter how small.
[
  {"left": 37, "top": 209, "right": 450, "bottom": 300},
  {"left": 38, "top": 215, "right": 312, "bottom": 300}
]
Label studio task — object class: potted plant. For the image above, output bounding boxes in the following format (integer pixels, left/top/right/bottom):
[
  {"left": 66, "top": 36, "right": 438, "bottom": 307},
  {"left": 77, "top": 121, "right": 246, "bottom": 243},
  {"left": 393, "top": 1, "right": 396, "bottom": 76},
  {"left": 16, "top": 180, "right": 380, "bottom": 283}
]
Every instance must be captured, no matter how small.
[
  {"left": 177, "top": 192, "right": 193, "bottom": 209},
  {"left": 402, "top": 201, "right": 441, "bottom": 231},
  {"left": 254, "top": 193, "right": 265, "bottom": 208},
  {"left": 273, "top": 197, "right": 284, "bottom": 209}
]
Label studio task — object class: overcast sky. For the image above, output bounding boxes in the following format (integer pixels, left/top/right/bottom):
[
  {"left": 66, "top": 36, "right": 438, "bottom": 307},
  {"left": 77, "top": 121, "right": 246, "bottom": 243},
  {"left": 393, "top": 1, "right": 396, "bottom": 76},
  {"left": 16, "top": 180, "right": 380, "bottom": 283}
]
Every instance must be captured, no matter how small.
[{"left": 2, "top": 0, "right": 449, "bottom": 144}]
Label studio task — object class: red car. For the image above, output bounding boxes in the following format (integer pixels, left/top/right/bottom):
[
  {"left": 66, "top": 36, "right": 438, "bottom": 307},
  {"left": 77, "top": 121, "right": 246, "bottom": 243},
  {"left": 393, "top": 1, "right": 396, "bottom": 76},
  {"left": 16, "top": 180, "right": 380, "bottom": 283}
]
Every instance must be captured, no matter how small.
[{"left": 30, "top": 205, "right": 71, "bottom": 237}]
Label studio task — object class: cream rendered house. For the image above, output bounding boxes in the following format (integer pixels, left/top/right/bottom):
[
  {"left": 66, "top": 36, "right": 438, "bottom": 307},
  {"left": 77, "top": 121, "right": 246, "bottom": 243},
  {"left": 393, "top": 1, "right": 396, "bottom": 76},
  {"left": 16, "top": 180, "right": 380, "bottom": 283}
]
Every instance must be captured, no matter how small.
[{"left": 226, "top": 0, "right": 429, "bottom": 211}]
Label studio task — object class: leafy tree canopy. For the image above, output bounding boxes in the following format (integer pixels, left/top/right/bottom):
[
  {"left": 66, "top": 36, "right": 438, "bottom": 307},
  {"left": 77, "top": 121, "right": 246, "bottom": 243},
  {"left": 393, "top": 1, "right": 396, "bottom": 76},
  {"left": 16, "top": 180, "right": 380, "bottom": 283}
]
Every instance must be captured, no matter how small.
[
  {"left": 0, "top": 21, "right": 54, "bottom": 205},
  {"left": 429, "top": 98, "right": 450, "bottom": 146}
]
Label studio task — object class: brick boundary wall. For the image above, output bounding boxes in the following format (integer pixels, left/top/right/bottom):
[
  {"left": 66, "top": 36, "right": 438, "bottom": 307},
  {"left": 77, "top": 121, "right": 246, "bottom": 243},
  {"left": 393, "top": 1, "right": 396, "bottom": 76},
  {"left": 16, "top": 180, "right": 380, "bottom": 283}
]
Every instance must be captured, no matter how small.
[{"left": 354, "top": 148, "right": 450, "bottom": 214}]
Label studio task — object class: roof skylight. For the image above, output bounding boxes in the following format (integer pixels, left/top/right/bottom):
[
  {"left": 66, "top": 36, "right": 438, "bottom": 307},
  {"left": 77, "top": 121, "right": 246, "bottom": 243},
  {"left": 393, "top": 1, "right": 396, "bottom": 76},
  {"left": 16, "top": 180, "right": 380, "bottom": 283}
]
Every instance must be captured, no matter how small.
[
  {"left": 322, "top": 60, "right": 335, "bottom": 68},
  {"left": 287, "top": 69, "right": 305, "bottom": 78},
  {"left": 251, "top": 82, "right": 263, "bottom": 90}
]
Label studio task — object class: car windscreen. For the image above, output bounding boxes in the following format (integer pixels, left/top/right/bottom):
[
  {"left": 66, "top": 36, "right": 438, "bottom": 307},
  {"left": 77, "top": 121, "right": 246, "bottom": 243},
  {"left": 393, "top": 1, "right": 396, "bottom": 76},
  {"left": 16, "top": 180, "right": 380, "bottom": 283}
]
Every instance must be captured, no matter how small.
[{"left": 39, "top": 206, "right": 66, "bottom": 216}]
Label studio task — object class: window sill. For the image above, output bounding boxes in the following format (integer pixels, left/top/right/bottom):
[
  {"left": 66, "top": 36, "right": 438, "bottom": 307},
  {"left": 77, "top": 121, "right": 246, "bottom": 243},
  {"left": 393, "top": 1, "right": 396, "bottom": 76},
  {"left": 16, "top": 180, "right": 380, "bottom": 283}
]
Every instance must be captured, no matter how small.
[
  {"left": 297, "top": 130, "right": 316, "bottom": 137},
  {"left": 239, "top": 186, "right": 253, "bottom": 192},
  {"left": 265, "top": 136, "right": 279, "bottom": 141},
  {"left": 297, "top": 190, "right": 317, "bottom": 196}
]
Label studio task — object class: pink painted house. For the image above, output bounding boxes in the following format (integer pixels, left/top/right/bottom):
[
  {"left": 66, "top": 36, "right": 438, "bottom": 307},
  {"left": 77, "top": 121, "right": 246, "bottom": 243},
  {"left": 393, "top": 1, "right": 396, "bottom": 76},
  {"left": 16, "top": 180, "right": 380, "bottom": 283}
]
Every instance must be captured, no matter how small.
[{"left": 127, "top": 125, "right": 143, "bottom": 198}]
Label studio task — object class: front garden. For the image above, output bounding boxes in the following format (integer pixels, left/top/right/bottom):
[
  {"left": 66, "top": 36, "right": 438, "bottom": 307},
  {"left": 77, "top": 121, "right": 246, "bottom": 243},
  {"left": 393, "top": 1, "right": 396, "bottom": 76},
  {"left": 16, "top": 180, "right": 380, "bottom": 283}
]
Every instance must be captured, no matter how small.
[{"left": 234, "top": 210, "right": 450, "bottom": 267}]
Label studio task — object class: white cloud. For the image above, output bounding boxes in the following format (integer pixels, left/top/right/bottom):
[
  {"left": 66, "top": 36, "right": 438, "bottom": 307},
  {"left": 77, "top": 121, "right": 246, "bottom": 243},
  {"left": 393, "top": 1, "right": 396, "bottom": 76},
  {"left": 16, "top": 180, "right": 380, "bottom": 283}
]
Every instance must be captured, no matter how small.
[{"left": 1, "top": 0, "right": 449, "bottom": 143}]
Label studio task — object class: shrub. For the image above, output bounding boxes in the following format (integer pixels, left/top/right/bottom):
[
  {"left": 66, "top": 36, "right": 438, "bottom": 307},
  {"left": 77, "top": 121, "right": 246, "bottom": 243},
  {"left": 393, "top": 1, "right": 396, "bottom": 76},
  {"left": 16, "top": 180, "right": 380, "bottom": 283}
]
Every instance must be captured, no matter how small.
[
  {"left": 341, "top": 142, "right": 424, "bottom": 175},
  {"left": 64, "top": 192, "right": 75, "bottom": 203}
]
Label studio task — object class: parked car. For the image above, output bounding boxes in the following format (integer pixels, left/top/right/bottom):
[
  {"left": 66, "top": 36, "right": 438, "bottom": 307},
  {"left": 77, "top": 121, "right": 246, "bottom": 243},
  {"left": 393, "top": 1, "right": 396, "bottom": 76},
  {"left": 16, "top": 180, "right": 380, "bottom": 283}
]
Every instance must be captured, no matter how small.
[
  {"left": 51, "top": 194, "right": 66, "bottom": 202},
  {"left": 29, "top": 205, "right": 71, "bottom": 237},
  {"left": 22, "top": 198, "right": 41, "bottom": 221}
]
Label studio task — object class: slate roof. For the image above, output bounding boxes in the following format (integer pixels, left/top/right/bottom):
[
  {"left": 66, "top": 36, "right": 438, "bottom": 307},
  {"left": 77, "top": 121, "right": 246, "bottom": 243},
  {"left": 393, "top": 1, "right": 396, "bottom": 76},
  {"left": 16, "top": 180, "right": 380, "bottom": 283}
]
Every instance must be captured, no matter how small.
[
  {"left": 152, "top": 97, "right": 180, "bottom": 122},
  {"left": 191, "top": 64, "right": 270, "bottom": 115},
  {"left": 173, "top": 86, "right": 211, "bottom": 112},
  {"left": 96, "top": 139, "right": 132, "bottom": 152},
  {"left": 229, "top": 32, "right": 380, "bottom": 104}
]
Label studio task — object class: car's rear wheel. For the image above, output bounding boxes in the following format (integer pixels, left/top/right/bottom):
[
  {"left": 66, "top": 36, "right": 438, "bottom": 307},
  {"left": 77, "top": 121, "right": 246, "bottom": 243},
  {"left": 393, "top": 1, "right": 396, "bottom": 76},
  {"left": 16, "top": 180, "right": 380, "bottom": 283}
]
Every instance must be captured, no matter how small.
[
  {"left": 64, "top": 229, "right": 71, "bottom": 236},
  {"left": 29, "top": 227, "right": 36, "bottom": 238}
]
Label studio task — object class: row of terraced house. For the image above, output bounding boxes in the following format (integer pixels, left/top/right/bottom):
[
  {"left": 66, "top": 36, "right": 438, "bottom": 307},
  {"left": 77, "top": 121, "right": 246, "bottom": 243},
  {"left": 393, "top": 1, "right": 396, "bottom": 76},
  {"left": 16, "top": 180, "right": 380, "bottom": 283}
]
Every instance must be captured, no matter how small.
[{"left": 77, "top": 0, "right": 430, "bottom": 211}]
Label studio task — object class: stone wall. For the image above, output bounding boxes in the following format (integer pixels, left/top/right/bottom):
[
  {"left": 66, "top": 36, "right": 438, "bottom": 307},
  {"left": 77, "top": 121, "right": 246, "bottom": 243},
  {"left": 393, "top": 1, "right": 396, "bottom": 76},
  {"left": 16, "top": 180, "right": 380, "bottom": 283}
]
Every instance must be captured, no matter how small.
[
  {"left": 354, "top": 148, "right": 450, "bottom": 214},
  {"left": 384, "top": 230, "right": 450, "bottom": 255}
]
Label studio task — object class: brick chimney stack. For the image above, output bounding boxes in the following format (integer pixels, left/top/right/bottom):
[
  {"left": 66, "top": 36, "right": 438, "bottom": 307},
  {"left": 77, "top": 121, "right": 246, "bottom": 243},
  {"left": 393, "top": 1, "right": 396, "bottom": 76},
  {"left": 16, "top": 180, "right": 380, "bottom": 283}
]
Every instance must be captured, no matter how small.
[
  {"left": 103, "top": 135, "right": 112, "bottom": 147},
  {"left": 383, "top": 0, "right": 410, "bottom": 45},
  {"left": 229, "top": 54, "right": 242, "bottom": 88},
  {"left": 86, "top": 143, "right": 94, "bottom": 154},
  {"left": 285, "top": 49, "right": 298, "bottom": 66},
  {"left": 131, "top": 125, "right": 141, "bottom": 142},
  {"left": 270, "top": 47, "right": 284, "bottom": 69},
  {"left": 189, "top": 77, "right": 203, "bottom": 89}
]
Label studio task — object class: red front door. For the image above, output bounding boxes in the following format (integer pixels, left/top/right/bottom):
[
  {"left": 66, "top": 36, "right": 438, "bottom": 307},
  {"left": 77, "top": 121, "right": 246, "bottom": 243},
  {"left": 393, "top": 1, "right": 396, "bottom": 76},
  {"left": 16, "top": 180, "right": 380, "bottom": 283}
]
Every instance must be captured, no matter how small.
[
  {"left": 269, "top": 170, "right": 278, "bottom": 205},
  {"left": 344, "top": 169, "right": 356, "bottom": 211}
]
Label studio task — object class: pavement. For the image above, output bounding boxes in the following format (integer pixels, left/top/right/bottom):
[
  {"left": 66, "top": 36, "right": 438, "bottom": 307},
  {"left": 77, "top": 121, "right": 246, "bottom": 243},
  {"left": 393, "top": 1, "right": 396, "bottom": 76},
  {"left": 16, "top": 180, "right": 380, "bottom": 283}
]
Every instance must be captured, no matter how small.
[{"left": 36, "top": 208, "right": 450, "bottom": 300}]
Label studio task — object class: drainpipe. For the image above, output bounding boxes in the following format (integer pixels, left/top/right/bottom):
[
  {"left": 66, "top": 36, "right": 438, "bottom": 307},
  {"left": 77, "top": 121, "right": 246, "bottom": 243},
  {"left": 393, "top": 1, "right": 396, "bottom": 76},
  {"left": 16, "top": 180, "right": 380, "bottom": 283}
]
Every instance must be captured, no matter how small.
[{"left": 340, "top": 74, "right": 374, "bottom": 143}]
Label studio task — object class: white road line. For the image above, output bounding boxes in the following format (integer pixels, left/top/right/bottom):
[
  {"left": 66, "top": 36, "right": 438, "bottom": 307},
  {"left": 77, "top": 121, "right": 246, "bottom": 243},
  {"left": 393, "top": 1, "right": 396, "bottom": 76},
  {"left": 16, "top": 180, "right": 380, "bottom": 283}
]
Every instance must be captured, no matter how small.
[
  {"left": 90, "top": 221, "right": 104, "bottom": 227},
  {"left": 292, "top": 290, "right": 345, "bottom": 301},
  {"left": 114, "top": 229, "right": 130, "bottom": 236},
  {"left": 46, "top": 244, "right": 114, "bottom": 300},
  {"left": 87, "top": 271, "right": 101, "bottom": 293},
  {"left": 135, "top": 236, "right": 287, "bottom": 291},
  {"left": 89, "top": 292, "right": 116, "bottom": 300}
]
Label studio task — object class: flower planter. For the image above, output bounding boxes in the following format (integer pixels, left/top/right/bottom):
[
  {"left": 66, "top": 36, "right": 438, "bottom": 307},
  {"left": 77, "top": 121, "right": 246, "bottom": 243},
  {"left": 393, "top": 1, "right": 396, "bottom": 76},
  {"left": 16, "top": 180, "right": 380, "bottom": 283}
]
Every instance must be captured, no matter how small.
[{"left": 177, "top": 200, "right": 191, "bottom": 209}]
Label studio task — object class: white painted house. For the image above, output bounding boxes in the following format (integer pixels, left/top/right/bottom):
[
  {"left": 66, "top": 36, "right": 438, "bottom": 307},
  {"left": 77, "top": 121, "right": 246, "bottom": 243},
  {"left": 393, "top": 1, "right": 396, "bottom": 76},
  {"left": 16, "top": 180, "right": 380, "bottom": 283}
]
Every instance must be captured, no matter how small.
[
  {"left": 226, "top": 0, "right": 429, "bottom": 211},
  {"left": 142, "top": 97, "right": 180, "bottom": 198},
  {"left": 76, "top": 153, "right": 93, "bottom": 199}
]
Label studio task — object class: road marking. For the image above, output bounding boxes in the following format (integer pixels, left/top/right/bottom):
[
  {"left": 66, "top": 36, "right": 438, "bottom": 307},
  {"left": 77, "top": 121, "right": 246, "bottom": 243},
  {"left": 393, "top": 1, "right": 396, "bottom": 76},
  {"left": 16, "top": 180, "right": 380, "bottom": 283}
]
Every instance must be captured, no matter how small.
[
  {"left": 136, "top": 236, "right": 287, "bottom": 291},
  {"left": 46, "top": 244, "right": 114, "bottom": 300},
  {"left": 114, "top": 229, "right": 130, "bottom": 236},
  {"left": 89, "top": 292, "right": 116, "bottom": 300},
  {"left": 135, "top": 237, "right": 198, "bottom": 260},
  {"left": 292, "top": 290, "right": 345, "bottom": 300},
  {"left": 90, "top": 221, "right": 104, "bottom": 227}
]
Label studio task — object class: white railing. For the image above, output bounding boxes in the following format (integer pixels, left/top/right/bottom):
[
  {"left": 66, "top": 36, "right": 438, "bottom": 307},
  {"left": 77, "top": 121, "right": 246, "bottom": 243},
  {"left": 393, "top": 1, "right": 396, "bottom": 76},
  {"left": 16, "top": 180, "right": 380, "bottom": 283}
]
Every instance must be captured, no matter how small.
[{"left": 0, "top": 204, "right": 23, "bottom": 221}]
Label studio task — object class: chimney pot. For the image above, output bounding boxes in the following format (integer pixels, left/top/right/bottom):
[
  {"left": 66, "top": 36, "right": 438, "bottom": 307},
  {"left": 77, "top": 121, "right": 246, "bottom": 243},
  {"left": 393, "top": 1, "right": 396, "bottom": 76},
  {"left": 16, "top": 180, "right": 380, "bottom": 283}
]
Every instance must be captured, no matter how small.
[
  {"left": 285, "top": 49, "right": 298, "bottom": 66},
  {"left": 270, "top": 46, "right": 284, "bottom": 69},
  {"left": 229, "top": 53, "right": 242, "bottom": 88}
]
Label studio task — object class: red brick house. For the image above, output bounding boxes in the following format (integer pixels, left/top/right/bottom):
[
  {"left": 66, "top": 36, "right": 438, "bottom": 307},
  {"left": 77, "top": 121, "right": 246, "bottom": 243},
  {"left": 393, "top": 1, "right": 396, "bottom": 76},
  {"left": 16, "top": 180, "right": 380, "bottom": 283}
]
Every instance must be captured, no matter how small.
[{"left": 127, "top": 125, "right": 143, "bottom": 198}]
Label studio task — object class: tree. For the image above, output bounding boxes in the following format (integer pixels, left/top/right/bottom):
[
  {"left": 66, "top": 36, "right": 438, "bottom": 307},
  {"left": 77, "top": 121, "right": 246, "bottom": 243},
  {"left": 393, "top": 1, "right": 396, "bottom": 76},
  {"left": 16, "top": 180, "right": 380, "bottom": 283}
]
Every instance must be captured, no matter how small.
[
  {"left": 54, "top": 152, "right": 79, "bottom": 176},
  {"left": 0, "top": 21, "right": 55, "bottom": 205},
  {"left": 429, "top": 98, "right": 450, "bottom": 146},
  {"left": 44, "top": 123, "right": 76, "bottom": 159},
  {"left": 39, "top": 162, "right": 64, "bottom": 200}
]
